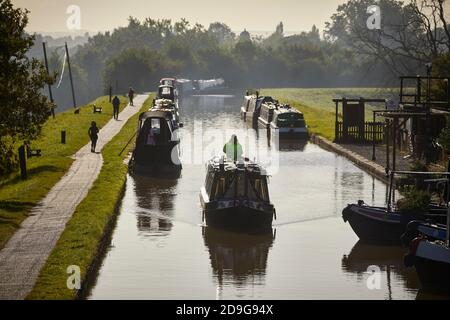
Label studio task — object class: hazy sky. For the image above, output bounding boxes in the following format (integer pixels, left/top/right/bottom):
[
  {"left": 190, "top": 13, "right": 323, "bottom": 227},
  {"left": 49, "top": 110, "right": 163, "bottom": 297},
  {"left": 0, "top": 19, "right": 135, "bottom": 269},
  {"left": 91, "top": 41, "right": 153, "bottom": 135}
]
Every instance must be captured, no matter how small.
[{"left": 14, "top": 0, "right": 347, "bottom": 35}]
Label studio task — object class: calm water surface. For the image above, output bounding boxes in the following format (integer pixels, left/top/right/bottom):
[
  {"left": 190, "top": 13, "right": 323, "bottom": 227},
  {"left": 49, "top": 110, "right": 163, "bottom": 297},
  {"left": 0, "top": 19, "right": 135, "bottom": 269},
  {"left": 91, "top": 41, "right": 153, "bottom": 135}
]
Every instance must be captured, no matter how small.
[{"left": 89, "top": 94, "right": 432, "bottom": 300}]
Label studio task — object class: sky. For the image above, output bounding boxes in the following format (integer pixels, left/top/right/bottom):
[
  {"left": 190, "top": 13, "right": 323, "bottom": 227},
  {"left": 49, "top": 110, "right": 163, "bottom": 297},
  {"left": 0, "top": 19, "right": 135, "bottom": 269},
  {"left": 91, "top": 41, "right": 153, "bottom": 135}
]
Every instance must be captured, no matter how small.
[{"left": 14, "top": 0, "right": 347, "bottom": 35}]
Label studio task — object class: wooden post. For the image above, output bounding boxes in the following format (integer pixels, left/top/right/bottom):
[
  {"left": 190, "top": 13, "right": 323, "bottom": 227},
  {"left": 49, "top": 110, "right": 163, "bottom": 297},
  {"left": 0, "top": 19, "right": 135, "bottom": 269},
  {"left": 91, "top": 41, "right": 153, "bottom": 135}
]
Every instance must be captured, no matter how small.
[
  {"left": 42, "top": 42, "right": 55, "bottom": 119},
  {"left": 447, "top": 203, "right": 450, "bottom": 247},
  {"left": 65, "top": 42, "right": 77, "bottom": 110},
  {"left": 18, "top": 145, "right": 27, "bottom": 180},
  {"left": 334, "top": 100, "right": 339, "bottom": 142},
  {"left": 417, "top": 75, "right": 421, "bottom": 106},
  {"left": 400, "top": 77, "right": 404, "bottom": 104},
  {"left": 372, "top": 111, "right": 376, "bottom": 161},
  {"left": 386, "top": 119, "right": 390, "bottom": 174},
  {"left": 109, "top": 85, "right": 112, "bottom": 102},
  {"left": 61, "top": 130, "right": 66, "bottom": 144},
  {"left": 393, "top": 118, "right": 398, "bottom": 172}
]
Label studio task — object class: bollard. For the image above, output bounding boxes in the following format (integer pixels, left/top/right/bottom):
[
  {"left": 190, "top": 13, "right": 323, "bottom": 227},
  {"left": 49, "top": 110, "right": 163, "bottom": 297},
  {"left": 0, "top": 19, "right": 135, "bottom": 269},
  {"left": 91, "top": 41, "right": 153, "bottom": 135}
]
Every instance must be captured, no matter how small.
[
  {"left": 18, "top": 145, "right": 27, "bottom": 180},
  {"left": 61, "top": 130, "right": 66, "bottom": 144}
]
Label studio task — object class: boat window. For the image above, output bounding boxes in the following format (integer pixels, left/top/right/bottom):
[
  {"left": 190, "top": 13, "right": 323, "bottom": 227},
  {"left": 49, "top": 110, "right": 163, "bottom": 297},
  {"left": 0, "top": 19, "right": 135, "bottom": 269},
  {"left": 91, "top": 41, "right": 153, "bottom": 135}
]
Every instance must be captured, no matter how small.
[
  {"left": 161, "top": 87, "right": 171, "bottom": 95},
  {"left": 277, "top": 113, "right": 305, "bottom": 128}
]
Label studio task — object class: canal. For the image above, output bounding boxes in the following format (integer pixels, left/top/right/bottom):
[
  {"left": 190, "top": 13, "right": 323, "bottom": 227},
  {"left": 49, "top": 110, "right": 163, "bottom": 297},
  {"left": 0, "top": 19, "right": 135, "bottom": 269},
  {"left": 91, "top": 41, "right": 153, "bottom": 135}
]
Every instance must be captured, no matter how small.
[{"left": 88, "top": 94, "right": 422, "bottom": 300}]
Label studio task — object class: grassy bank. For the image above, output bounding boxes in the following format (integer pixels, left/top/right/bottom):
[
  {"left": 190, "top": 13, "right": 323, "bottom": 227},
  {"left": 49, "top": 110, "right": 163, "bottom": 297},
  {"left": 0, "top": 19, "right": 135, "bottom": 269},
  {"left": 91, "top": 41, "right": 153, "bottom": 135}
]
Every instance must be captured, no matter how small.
[
  {"left": 0, "top": 96, "right": 128, "bottom": 249},
  {"left": 27, "top": 95, "right": 153, "bottom": 300},
  {"left": 261, "top": 88, "right": 396, "bottom": 141}
]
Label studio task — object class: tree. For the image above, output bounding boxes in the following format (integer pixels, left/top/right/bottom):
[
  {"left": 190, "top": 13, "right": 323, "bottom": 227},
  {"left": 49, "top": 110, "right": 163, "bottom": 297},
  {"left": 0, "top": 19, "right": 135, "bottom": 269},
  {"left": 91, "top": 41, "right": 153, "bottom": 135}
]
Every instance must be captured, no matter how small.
[
  {"left": 325, "top": 0, "right": 450, "bottom": 78},
  {"left": 0, "top": 0, "right": 54, "bottom": 175},
  {"left": 208, "top": 22, "right": 236, "bottom": 45}
]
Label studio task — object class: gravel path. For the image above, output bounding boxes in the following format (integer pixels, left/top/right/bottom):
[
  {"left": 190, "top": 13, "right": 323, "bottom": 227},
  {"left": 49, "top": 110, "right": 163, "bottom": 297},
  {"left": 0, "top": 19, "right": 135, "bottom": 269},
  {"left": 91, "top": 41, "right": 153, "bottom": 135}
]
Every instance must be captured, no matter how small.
[{"left": 0, "top": 95, "right": 148, "bottom": 300}]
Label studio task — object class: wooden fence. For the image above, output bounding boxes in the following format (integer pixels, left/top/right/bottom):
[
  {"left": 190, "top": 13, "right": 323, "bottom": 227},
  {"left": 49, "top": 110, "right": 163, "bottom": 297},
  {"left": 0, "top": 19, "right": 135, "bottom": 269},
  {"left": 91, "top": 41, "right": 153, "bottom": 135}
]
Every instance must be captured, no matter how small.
[{"left": 336, "top": 121, "right": 385, "bottom": 143}]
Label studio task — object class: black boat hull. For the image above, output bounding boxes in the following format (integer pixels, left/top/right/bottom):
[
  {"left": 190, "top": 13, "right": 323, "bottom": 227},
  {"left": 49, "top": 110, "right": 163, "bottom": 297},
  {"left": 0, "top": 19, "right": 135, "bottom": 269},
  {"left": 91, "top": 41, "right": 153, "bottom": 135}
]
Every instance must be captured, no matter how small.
[
  {"left": 342, "top": 205, "right": 405, "bottom": 243},
  {"left": 343, "top": 204, "right": 447, "bottom": 244},
  {"left": 414, "top": 255, "right": 450, "bottom": 293},
  {"left": 204, "top": 206, "right": 274, "bottom": 230}
]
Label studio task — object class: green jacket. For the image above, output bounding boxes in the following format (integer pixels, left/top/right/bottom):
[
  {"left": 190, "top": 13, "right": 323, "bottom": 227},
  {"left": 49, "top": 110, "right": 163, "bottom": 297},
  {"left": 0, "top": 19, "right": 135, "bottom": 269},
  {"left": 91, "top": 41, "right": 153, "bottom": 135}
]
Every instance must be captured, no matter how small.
[{"left": 223, "top": 141, "right": 243, "bottom": 161}]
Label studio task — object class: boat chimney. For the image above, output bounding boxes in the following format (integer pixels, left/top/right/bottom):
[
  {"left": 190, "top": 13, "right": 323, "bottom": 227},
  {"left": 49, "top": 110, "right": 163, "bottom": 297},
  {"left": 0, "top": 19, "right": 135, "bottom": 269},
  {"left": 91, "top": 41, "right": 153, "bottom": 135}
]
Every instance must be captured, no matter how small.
[{"left": 219, "top": 156, "right": 225, "bottom": 171}]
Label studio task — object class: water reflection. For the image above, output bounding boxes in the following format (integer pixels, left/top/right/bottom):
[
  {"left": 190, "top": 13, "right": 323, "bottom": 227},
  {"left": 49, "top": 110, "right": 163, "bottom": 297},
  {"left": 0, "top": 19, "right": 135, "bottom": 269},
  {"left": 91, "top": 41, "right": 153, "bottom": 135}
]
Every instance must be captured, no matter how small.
[
  {"left": 342, "top": 241, "right": 419, "bottom": 299},
  {"left": 202, "top": 227, "right": 275, "bottom": 289},
  {"left": 132, "top": 174, "right": 178, "bottom": 236}
]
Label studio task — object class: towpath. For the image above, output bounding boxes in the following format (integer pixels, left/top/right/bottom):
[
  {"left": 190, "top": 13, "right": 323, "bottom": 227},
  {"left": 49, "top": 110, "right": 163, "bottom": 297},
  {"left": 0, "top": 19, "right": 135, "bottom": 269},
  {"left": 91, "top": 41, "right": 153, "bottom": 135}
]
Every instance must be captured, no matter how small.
[{"left": 0, "top": 95, "right": 148, "bottom": 299}]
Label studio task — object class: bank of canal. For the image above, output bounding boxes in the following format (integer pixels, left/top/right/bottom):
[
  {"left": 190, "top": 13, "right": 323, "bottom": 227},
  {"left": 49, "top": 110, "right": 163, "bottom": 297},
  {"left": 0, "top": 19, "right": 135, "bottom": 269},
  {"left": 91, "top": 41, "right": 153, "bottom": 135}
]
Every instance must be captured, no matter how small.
[{"left": 88, "top": 94, "right": 423, "bottom": 300}]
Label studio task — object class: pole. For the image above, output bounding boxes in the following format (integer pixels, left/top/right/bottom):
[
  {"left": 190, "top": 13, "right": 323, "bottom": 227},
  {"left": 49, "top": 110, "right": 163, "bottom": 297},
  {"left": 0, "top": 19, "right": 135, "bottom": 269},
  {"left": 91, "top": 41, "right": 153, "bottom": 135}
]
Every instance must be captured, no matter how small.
[
  {"left": 372, "top": 111, "right": 376, "bottom": 161},
  {"left": 109, "top": 85, "right": 112, "bottom": 102},
  {"left": 61, "top": 130, "right": 66, "bottom": 144},
  {"left": 18, "top": 145, "right": 27, "bottom": 180},
  {"left": 42, "top": 42, "right": 55, "bottom": 118},
  {"left": 393, "top": 118, "right": 397, "bottom": 172},
  {"left": 447, "top": 203, "right": 449, "bottom": 247},
  {"left": 65, "top": 42, "right": 77, "bottom": 110},
  {"left": 335, "top": 100, "right": 339, "bottom": 142},
  {"left": 386, "top": 119, "right": 390, "bottom": 175}
]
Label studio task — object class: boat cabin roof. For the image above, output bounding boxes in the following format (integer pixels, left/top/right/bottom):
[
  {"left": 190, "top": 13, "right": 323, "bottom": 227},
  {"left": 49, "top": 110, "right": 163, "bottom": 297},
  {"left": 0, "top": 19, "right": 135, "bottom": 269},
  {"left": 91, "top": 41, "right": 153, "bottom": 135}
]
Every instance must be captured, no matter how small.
[
  {"left": 139, "top": 110, "right": 173, "bottom": 121},
  {"left": 207, "top": 157, "right": 266, "bottom": 175},
  {"left": 274, "top": 104, "right": 303, "bottom": 115}
]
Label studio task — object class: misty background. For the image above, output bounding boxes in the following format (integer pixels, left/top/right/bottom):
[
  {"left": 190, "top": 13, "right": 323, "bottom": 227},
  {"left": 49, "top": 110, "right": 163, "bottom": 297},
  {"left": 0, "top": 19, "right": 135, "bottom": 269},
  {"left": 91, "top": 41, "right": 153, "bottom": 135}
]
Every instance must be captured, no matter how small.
[{"left": 18, "top": 0, "right": 450, "bottom": 112}]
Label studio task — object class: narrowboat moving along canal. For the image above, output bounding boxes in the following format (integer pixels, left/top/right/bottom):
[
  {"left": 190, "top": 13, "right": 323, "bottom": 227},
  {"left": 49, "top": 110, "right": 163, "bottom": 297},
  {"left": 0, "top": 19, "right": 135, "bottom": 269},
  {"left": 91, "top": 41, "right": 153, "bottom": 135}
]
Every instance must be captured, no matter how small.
[
  {"left": 200, "top": 156, "right": 275, "bottom": 229},
  {"left": 258, "top": 101, "right": 308, "bottom": 137},
  {"left": 342, "top": 170, "right": 449, "bottom": 244}
]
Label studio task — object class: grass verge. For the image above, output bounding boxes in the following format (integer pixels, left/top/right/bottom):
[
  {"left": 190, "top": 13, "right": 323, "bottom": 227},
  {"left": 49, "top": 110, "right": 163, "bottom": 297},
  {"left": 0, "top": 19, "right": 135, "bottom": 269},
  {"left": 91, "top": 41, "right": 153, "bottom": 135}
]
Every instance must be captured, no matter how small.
[
  {"left": 27, "top": 95, "right": 153, "bottom": 300},
  {"left": 0, "top": 96, "right": 128, "bottom": 249}
]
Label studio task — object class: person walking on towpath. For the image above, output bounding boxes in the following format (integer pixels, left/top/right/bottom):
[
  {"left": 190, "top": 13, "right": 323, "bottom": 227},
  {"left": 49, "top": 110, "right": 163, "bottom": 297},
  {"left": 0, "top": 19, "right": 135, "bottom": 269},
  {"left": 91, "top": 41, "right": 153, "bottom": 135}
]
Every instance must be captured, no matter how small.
[
  {"left": 112, "top": 95, "right": 120, "bottom": 120},
  {"left": 223, "top": 134, "right": 243, "bottom": 162},
  {"left": 88, "top": 121, "right": 99, "bottom": 153},
  {"left": 128, "top": 87, "right": 135, "bottom": 106}
]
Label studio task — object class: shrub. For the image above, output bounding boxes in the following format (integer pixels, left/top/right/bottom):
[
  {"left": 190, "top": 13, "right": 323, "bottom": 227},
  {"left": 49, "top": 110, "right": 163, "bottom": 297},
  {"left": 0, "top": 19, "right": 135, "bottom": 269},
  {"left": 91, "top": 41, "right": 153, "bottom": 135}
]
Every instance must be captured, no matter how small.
[{"left": 396, "top": 186, "right": 431, "bottom": 215}]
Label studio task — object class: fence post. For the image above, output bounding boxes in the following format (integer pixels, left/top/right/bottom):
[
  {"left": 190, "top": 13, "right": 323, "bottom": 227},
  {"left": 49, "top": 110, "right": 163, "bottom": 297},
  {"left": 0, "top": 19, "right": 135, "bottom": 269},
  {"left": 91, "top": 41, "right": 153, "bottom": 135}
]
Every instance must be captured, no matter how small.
[
  {"left": 61, "top": 130, "right": 66, "bottom": 144},
  {"left": 18, "top": 145, "right": 27, "bottom": 180}
]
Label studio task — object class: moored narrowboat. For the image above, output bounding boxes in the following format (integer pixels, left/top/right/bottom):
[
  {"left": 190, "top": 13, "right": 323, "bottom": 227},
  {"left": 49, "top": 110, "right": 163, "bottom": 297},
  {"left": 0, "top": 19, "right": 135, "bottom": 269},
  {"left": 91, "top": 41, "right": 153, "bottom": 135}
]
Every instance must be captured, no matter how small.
[
  {"left": 200, "top": 156, "right": 275, "bottom": 230},
  {"left": 342, "top": 171, "right": 449, "bottom": 244},
  {"left": 130, "top": 110, "right": 182, "bottom": 175}
]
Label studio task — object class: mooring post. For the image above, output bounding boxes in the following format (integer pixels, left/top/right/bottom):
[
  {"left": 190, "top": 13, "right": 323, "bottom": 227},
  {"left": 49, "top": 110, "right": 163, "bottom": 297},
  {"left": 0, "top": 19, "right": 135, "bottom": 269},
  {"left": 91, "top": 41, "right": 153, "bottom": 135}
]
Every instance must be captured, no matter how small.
[
  {"left": 385, "top": 119, "right": 390, "bottom": 175},
  {"left": 61, "top": 130, "right": 66, "bottom": 144},
  {"left": 18, "top": 145, "right": 27, "bottom": 180},
  {"left": 334, "top": 100, "right": 339, "bottom": 142},
  {"left": 372, "top": 111, "right": 376, "bottom": 161},
  {"left": 392, "top": 118, "right": 397, "bottom": 172}
]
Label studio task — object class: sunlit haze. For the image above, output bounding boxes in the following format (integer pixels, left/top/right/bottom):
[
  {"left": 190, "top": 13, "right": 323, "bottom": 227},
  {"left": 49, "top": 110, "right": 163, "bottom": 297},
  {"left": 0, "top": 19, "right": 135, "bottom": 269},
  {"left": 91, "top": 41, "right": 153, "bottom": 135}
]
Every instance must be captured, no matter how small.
[{"left": 14, "top": 0, "right": 347, "bottom": 35}]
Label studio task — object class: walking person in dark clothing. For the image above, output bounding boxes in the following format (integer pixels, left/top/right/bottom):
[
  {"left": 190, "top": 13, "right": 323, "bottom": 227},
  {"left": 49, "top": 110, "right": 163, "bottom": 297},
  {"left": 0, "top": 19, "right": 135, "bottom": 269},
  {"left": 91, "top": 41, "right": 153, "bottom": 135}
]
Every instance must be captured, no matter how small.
[
  {"left": 128, "top": 87, "right": 135, "bottom": 106},
  {"left": 112, "top": 95, "right": 120, "bottom": 120},
  {"left": 88, "top": 121, "right": 99, "bottom": 153}
]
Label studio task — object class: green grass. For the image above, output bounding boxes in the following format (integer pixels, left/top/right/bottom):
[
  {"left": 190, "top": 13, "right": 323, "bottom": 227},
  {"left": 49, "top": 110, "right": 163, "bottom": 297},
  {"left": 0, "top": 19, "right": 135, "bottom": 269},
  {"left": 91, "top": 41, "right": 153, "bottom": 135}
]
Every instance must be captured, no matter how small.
[
  {"left": 27, "top": 95, "right": 154, "bottom": 300},
  {"left": 0, "top": 96, "right": 128, "bottom": 249},
  {"left": 261, "top": 88, "right": 396, "bottom": 140}
]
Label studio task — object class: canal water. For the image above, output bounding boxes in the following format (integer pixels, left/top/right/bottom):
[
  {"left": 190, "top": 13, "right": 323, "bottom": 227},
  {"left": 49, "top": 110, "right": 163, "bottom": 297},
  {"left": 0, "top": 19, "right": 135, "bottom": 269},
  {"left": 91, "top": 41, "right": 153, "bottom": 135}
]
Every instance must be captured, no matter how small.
[{"left": 89, "top": 94, "right": 429, "bottom": 300}]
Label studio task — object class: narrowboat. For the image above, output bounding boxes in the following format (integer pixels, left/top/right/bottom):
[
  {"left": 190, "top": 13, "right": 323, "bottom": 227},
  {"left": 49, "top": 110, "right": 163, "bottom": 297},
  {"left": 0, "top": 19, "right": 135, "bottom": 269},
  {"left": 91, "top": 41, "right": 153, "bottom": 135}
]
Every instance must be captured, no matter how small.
[
  {"left": 200, "top": 156, "right": 276, "bottom": 230},
  {"left": 157, "top": 85, "right": 177, "bottom": 102},
  {"left": 342, "top": 171, "right": 449, "bottom": 244},
  {"left": 193, "top": 78, "right": 226, "bottom": 94},
  {"left": 404, "top": 237, "right": 450, "bottom": 293},
  {"left": 401, "top": 220, "right": 447, "bottom": 247},
  {"left": 258, "top": 102, "right": 308, "bottom": 137},
  {"left": 151, "top": 98, "right": 181, "bottom": 129},
  {"left": 240, "top": 92, "right": 277, "bottom": 126},
  {"left": 130, "top": 110, "right": 182, "bottom": 175}
]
